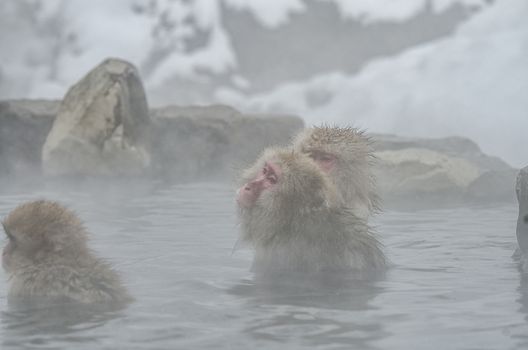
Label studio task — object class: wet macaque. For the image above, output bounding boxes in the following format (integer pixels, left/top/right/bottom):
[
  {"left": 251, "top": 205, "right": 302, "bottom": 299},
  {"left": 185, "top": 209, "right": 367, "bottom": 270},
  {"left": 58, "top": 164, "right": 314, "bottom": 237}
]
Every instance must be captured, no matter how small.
[
  {"left": 237, "top": 147, "right": 386, "bottom": 274},
  {"left": 2, "top": 200, "right": 132, "bottom": 304},
  {"left": 293, "top": 126, "right": 378, "bottom": 219}
]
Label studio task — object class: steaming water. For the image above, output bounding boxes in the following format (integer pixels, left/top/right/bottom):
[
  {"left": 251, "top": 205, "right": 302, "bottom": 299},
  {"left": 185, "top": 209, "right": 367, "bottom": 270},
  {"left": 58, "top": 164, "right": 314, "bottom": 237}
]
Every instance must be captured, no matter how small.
[{"left": 0, "top": 181, "right": 526, "bottom": 349}]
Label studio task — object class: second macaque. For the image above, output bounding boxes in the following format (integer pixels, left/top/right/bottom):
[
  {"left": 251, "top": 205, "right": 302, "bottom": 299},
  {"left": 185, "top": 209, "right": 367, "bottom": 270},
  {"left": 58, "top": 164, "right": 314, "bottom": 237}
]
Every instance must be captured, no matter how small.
[
  {"left": 2, "top": 200, "right": 132, "bottom": 305},
  {"left": 237, "top": 147, "right": 386, "bottom": 274},
  {"left": 293, "top": 126, "right": 378, "bottom": 219}
]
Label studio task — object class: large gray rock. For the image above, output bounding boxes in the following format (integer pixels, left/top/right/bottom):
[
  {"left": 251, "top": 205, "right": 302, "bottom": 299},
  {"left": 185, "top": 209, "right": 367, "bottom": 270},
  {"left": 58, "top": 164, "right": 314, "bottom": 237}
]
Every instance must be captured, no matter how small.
[
  {"left": 0, "top": 100, "right": 59, "bottom": 177},
  {"left": 0, "top": 97, "right": 302, "bottom": 181},
  {"left": 42, "top": 58, "right": 151, "bottom": 176},
  {"left": 373, "top": 134, "right": 511, "bottom": 171},
  {"left": 517, "top": 166, "right": 528, "bottom": 255},
  {"left": 150, "top": 105, "right": 303, "bottom": 181},
  {"left": 372, "top": 134, "right": 516, "bottom": 206}
]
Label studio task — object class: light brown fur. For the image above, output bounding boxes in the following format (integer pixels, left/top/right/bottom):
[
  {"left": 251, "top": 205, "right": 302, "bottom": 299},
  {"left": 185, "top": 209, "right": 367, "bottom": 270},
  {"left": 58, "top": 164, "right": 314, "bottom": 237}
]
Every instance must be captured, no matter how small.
[
  {"left": 238, "top": 148, "right": 385, "bottom": 274},
  {"left": 2, "top": 200, "right": 132, "bottom": 305},
  {"left": 293, "top": 126, "right": 379, "bottom": 219}
]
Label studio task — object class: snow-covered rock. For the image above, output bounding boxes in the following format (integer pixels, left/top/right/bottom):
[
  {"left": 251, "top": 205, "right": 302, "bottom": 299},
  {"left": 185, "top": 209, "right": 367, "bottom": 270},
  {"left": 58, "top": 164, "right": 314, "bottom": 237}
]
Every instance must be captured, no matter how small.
[
  {"left": 372, "top": 134, "right": 516, "bottom": 207},
  {"left": 42, "top": 58, "right": 151, "bottom": 176},
  {"left": 220, "top": 0, "right": 528, "bottom": 168}
]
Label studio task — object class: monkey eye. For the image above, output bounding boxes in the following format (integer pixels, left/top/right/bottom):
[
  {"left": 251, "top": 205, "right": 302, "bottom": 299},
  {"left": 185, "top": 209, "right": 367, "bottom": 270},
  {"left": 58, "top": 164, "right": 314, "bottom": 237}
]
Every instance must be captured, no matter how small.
[
  {"left": 268, "top": 175, "right": 278, "bottom": 184},
  {"left": 310, "top": 152, "right": 333, "bottom": 162}
]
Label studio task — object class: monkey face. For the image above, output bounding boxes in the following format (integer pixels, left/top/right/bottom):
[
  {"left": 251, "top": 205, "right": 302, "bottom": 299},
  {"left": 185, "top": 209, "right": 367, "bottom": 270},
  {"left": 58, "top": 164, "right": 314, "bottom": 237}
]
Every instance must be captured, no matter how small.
[
  {"left": 237, "top": 161, "right": 281, "bottom": 208},
  {"left": 237, "top": 149, "right": 338, "bottom": 217}
]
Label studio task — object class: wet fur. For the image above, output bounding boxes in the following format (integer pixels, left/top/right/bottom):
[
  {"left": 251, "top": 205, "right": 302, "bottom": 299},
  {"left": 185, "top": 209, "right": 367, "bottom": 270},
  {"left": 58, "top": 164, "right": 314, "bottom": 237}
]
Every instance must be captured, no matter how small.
[
  {"left": 2, "top": 200, "right": 132, "bottom": 304},
  {"left": 293, "top": 125, "right": 379, "bottom": 219}
]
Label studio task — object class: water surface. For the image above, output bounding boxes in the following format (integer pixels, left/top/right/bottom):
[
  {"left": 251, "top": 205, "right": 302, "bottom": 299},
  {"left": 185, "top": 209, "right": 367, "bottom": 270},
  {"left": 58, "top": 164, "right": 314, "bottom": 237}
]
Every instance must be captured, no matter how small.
[{"left": 0, "top": 180, "right": 525, "bottom": 349}]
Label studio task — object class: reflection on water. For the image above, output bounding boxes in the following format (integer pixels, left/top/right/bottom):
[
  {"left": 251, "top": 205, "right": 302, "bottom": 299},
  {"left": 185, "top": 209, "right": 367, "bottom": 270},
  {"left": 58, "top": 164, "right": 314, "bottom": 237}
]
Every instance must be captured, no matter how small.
[
  {"left": 515, "top": 269, "right": 528, "bottom": 348},
  {"left": 2, "top": 299, "right": 125, "bottom": 348},
  {"left": 0, "top": 179, "right": 526, "bottom": 349},
  {"left": 230, "top": 274, "right": 386, "bottom": 349}
]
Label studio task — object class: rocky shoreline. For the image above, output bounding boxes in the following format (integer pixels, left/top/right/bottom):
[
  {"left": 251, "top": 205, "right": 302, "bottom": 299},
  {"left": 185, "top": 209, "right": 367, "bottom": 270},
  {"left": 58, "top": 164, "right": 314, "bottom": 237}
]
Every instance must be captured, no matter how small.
[{"left": 0, "top": 58, "right": 520, "bottom": 208}]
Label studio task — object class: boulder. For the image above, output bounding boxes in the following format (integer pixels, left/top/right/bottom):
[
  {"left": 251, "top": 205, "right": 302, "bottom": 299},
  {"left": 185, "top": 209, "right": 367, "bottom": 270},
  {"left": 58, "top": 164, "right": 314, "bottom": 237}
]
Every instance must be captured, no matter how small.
[
  {"left": 372, "top": 134, "right": 516, "bottom": 207},
  {"left": 42, "top": 58, "right": 151, "bottom": 176},
  {"left": 0, "top": 100, "right": 59, "bottom": 177},
  {"left": 467, "top": 168, "right": 518, "bottom": 201},
  {"left": 373, "top": 134, "right": 511, "bottom": 171},
  {"left": 150, "top": 105, "right": 303, "bottom": 181}
]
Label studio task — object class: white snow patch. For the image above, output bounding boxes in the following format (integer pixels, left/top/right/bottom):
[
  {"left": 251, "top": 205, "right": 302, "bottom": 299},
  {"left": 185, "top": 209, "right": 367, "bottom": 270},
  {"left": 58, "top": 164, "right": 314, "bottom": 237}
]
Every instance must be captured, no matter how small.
[
  {"left": 222, "top": 0, "right": 306, "bottom": 28},
  {"left": 217, "top": 0, "right": 528, "bottom": 167}
]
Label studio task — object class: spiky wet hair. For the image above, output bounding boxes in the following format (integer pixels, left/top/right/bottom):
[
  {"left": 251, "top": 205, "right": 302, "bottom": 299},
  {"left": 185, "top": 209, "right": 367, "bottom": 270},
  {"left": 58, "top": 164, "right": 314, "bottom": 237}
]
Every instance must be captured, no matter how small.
[
  {"left": 293, "top": 125, "right": 374, "bottom": 162},
  {"left": 292, "top": 125, "right": 379, "bottom": 214}
]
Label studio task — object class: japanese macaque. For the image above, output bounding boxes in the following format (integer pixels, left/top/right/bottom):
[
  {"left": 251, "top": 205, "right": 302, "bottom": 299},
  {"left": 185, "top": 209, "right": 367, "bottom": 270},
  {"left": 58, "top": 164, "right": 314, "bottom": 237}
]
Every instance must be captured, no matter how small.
[
  {"left": 237, "top": 147, "right": 386, "bottom": 274},
  {"left": 2, "top": 200, "right": 132, "bottom": 304},
  {"left": 293, "top": 126, "right": 378, "bottom": 219}
]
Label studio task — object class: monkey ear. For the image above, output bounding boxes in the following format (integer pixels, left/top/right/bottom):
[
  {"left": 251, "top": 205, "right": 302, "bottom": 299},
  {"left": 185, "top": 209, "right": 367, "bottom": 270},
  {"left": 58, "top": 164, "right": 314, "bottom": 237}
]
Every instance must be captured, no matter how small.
[
  {"left": 2, "top": 222, "right": 8, "bottom": 236},
  {"left": 2, "top": 222, "right": 14, "bottom": 241}
]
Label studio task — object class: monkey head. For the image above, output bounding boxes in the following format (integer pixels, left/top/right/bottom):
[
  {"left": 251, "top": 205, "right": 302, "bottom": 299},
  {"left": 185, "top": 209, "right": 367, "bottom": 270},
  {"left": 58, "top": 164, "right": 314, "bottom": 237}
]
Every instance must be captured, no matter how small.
[
  {"left": 236, "top": 148, "right": 340, "bottom": 243},
  {"left": 2, "top": 200, "right": 89, "bottom": 273},
  {"left": 293, "top": 125, "right": 378, "bottom": 216},
  {"left": 293, "top": 125, "right": 373, "bottom": 174}
]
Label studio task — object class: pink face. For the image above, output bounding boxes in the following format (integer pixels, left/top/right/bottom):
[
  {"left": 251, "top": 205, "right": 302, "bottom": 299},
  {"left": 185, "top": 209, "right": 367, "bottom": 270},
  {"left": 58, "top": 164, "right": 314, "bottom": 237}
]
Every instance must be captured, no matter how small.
[
  {"left": 237, "top": 162, "right": 281, "bottom": 208},
  {"left": 309, "top": 151, "right": 337, "bottom": 172}
]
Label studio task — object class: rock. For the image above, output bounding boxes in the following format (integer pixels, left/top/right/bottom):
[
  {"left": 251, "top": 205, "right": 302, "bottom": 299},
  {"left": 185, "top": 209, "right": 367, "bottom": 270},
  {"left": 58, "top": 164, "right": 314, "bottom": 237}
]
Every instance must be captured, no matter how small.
[
  {"left": 0, "top": 100, "right": 60, "bottom": 177},
  {"left": 373, "top": 134, "right": 511, "bottom": 171},
  {"left": 467, "top": 169, "right": 518, "bottom": 201},
  {"left": 517, "top": 166, "right": 528, "bottom": 254},
  {"left": 150, "top": 105, "right": 303, "bottom": 181},
  {"left": 42, "top": 58, "right": 151, "bottom": 176},
  {"left": 372, "top": 134, "right": 516, "bottom": 207},
  {"left": 375, "top": 148, "right": 480, "bottom": 204}
]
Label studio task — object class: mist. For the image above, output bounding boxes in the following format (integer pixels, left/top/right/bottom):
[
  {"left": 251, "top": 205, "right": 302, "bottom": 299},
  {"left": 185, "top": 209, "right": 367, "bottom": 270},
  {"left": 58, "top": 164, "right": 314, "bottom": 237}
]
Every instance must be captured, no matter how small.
[{"left": 1, "top": 1, "right": 528, "bottom": 349}]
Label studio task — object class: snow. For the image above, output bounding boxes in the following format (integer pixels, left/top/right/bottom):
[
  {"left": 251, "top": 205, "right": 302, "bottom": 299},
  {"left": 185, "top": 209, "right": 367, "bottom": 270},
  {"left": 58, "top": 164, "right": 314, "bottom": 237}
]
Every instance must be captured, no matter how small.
[
  {"left": 146, "top": 1, "right": 236, "bottom": 88},
  {"left": 217, "top": 0, "right": 528, "bottom": 167},
  {"left": 0, "top": 0, "right": 526, "bottom": 167},
  {"left": 328, "top": 0, "right": 487, "bottom": 23},
  {"left": 223, "top": 0, "right": 306, "bottom": 28}
]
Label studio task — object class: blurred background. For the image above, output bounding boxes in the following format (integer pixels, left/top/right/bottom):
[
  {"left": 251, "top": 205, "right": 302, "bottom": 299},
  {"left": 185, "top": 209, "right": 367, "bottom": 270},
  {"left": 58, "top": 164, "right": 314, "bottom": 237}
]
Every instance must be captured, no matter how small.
[{"left": 0, "top": 0, "right": 526, "bottom": 167}]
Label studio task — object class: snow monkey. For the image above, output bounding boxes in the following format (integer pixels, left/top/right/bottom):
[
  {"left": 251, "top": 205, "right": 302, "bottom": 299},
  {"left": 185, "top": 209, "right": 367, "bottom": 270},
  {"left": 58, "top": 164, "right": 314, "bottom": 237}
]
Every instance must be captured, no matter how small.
[
  {"left": 2, "top": 200, "right": 132, "bottom": 304},
  {"left": 293, "top": 126, "right": 378, "bottom": 219},
  {"left": 236, "top": 147, "right": 385, "bottom": 274}
]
